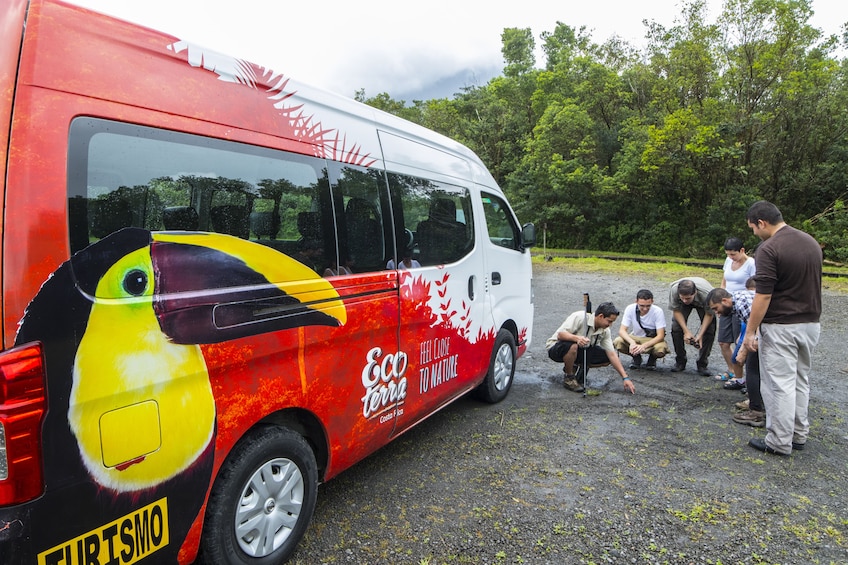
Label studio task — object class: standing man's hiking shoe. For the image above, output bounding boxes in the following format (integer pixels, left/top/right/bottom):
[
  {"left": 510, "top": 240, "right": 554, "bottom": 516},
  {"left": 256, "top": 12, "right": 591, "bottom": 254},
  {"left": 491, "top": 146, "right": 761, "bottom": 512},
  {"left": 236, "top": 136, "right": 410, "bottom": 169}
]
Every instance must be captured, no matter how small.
[
  {"left": 748, "top": 438, "right": 789, "bottom": 456},
  {"left": 629, "top": 355, "right": 643, "bottom": 369},
  {"left": 563, "top": 376, "right": 585, "bottom": 393},
  {"left": 733, "top": 409, "right": 765, "bottom": 427},
  {"left": 671, "top": 361, "right": 686, "bottom": 372}
]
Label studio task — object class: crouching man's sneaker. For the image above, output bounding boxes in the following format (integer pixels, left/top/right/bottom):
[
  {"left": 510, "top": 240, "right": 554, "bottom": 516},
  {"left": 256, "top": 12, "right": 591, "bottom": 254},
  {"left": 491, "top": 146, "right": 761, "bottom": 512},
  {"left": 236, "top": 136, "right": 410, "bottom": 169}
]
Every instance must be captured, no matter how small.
[
  {"left": 733, "top": 409, "right": 765, "bottom": 427},
  {"left": 563, "top": 376, "right": 585, "bottom": 393},
  {"left": 645, "top": 355, "right": 657, "bottom": 371}
]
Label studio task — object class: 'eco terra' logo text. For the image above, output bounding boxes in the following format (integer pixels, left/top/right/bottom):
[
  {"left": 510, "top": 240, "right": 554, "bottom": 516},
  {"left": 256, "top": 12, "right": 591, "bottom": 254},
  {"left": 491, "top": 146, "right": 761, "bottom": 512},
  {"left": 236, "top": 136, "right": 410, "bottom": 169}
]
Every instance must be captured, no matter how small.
[{"left": 361, "top": 347, "right": 407, "bottom": 419}]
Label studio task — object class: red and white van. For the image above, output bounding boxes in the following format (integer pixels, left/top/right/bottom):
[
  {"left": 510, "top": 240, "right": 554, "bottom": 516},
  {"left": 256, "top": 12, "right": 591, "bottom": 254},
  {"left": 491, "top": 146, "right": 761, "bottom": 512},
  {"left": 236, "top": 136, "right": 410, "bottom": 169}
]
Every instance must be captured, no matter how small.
[{"left": 0, "top": 1, "right": 535, "bottom": 563}]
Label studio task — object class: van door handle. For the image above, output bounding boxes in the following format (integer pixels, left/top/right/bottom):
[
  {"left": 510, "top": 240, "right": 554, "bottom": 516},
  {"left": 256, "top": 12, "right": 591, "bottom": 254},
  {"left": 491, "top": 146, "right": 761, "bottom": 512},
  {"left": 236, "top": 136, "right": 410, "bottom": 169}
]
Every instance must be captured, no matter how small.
[
  {"left": 468, "top": 275, "right": 475, "bottom": 300},
  {"left": 492, "top": 272, "right": 501, "bottom": 285}
]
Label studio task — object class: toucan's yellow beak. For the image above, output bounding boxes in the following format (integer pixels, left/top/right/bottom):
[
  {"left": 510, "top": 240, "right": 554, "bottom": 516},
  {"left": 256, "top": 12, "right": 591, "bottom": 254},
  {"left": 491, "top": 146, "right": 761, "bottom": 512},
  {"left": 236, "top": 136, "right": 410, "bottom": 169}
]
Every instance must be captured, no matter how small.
[{"left": 150, "top": 232, "right": 347, "bottom": 344}]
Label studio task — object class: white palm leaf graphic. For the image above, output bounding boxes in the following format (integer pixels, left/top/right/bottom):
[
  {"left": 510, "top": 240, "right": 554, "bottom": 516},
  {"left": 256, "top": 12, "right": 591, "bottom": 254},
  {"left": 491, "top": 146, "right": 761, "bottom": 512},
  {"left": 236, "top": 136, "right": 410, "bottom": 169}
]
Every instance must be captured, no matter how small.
[
  {"left": 169, "top": 41, "right": 257, "bottom": 86},
  {"left": 168, "top": 40, "right": 375, "bottom": 166}
]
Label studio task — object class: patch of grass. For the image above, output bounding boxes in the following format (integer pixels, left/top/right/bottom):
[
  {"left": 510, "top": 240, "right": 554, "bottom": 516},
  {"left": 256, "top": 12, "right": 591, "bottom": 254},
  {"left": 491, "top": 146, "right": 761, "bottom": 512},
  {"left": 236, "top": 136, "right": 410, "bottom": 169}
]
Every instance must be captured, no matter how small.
[
  {"left": 533, "top": 254, "right": 722, "bottom": 282},
  {"left": 533, "top": 254, "right": 848, "bottom": 294},
  {"left": 669, "top": 499, "right": 730, "bottom": 525}
]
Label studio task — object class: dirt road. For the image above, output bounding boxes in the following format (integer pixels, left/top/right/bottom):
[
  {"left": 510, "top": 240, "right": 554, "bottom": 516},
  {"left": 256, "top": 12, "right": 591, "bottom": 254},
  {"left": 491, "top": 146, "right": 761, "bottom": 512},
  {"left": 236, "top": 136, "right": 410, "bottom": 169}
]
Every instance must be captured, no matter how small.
[{"left": 289, "top": 262, "right": 848, "bottom": 564}]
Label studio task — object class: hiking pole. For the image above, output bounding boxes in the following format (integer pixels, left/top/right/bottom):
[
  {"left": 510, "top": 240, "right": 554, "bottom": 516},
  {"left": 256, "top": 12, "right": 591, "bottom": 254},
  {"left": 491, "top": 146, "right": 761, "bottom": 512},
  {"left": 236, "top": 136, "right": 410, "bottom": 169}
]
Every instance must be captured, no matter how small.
[{"left": 582, "top": 293, "right": 592, "bottom": 397}]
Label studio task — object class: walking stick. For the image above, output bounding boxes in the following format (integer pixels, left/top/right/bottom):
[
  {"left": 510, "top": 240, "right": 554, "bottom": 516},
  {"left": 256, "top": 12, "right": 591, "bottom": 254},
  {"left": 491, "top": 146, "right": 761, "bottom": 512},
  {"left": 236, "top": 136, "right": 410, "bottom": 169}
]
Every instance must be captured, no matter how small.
[{"left": 582, "top": 293, "right": 592, "bottom": 396}]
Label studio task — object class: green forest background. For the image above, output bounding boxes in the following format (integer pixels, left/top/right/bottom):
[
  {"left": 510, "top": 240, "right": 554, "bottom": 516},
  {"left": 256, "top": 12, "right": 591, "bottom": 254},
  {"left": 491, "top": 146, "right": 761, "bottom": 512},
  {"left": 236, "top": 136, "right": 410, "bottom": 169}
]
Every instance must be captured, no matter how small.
[{"left": 355, "top": 0, "right": 848, "bottom": 262}]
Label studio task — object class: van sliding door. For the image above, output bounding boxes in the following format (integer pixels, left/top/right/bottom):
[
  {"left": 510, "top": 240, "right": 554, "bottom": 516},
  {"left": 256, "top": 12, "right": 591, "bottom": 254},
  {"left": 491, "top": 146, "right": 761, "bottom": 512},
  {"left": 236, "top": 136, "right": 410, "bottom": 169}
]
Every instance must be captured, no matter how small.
[{"left": 387, "top": 172, "right": 493, "bottom": 434}]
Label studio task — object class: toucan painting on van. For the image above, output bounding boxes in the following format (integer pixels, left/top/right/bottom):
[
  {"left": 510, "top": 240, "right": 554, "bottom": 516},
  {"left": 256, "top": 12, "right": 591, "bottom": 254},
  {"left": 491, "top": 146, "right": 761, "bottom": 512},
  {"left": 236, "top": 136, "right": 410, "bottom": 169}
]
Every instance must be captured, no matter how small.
[{"left": 13, "top": 227, "right": 347, "bottom": 560}]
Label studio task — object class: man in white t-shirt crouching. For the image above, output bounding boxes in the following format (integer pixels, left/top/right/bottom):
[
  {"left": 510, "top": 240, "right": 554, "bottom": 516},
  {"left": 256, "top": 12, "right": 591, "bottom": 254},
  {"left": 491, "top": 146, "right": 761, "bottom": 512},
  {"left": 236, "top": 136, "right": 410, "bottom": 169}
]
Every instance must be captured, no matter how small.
[{"left": 613, "top": 289, "right": 670, "bottom": 370}]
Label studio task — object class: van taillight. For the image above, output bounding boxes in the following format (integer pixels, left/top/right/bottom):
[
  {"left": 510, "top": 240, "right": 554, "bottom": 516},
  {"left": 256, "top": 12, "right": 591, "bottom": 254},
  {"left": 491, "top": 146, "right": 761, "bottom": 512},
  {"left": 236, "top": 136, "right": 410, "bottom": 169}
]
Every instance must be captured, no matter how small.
[{"left": 0, "top": 342, "right": 46, "bottom": 506}]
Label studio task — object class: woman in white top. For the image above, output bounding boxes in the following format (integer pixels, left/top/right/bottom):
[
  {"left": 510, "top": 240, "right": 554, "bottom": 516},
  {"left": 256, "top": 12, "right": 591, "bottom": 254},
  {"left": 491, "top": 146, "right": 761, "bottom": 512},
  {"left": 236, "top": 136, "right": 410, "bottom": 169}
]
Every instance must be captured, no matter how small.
[{"left": 716, "top": 237, "right": 756, "bottom": 381}]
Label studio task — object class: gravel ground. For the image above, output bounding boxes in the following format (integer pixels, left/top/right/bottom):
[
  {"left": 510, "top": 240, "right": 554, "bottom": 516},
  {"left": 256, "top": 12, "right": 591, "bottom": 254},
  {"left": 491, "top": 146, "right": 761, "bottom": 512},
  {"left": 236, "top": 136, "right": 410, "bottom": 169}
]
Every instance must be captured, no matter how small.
[{"left": 289, "top": 262, "right": 848, "bottom": 565}]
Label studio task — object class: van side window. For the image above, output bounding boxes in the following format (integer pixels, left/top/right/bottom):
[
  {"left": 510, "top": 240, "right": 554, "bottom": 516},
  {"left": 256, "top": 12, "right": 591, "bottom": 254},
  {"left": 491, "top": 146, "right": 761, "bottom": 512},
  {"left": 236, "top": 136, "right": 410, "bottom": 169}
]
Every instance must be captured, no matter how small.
[
  {"left": 387, "top": 173, "right": 474, "bottom": 267},
  {"left": 328, "top": 164, "right": 388, "bottom": 274},
  {"left": 67, "top": 118, "right": 335, "bottom": 275},
  {"left": 481, "top": 192, "right": 521, "bottom": 250}
]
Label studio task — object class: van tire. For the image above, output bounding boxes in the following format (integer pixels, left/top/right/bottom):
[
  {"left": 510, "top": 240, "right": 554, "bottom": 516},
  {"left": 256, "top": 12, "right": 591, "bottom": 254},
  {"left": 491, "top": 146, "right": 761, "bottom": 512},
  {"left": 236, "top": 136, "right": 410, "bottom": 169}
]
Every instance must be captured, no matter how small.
[
  {"left": 199, "top": 426, "right": 318, "bottom": 565},
  {"left": 475, "top": 329, "right": 516, "bottom": 403}
]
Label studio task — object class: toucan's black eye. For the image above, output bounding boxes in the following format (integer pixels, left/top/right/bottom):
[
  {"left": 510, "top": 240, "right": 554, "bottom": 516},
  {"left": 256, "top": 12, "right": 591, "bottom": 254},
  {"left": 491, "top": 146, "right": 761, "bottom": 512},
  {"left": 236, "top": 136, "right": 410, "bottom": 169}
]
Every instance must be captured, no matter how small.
[{"left": 123, "top": 269, "right": 148, "bottom": 296}]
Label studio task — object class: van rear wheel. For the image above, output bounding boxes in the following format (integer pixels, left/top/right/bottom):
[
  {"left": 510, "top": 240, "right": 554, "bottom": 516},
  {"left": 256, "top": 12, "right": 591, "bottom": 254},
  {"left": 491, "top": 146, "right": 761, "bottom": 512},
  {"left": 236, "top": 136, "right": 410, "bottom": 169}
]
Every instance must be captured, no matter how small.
[
  {"left": 475, "top": 329, "right": 516, "bottom": 403},
  {"left": 199, "top": 426, "right": 318, "bottom": 564}
]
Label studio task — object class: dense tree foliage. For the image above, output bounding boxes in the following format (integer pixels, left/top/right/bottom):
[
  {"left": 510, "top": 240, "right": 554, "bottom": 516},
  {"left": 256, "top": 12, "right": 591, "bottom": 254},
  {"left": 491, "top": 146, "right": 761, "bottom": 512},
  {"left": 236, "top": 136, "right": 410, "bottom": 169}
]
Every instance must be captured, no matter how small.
[{"left": 357, "top": 0, "right": 848, "bottom": 261}]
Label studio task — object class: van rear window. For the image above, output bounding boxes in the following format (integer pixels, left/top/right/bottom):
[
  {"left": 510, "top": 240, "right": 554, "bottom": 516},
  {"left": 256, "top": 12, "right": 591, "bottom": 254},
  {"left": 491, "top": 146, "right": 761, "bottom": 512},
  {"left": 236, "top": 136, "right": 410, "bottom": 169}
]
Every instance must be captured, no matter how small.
[{"left": 67, "top": 118, "right": 332, "bottom": 264}]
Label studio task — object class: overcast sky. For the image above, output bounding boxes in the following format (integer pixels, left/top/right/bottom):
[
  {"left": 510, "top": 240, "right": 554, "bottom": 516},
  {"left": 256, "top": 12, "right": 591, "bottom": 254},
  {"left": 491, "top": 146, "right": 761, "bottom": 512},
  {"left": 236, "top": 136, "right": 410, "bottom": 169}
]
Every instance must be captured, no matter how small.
[{"left": 67, "top": 0, "right": 844, "bottom": 101}]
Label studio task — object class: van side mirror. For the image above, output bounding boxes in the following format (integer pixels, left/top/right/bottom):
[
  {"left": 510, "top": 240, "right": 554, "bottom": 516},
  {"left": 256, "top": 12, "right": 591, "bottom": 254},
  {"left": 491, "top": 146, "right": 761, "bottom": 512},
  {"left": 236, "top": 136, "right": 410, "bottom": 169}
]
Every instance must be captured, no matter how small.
[{"left": 521, "top": 223, "right": 536, "bottom": 249}]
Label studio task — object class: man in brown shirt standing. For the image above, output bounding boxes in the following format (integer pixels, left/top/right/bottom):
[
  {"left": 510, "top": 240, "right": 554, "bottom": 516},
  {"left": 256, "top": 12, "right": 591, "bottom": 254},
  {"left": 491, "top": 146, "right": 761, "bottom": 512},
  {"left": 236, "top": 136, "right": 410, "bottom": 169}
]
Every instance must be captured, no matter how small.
[{"left": 743, "top": 201, "right": 822, "bottom": 456}]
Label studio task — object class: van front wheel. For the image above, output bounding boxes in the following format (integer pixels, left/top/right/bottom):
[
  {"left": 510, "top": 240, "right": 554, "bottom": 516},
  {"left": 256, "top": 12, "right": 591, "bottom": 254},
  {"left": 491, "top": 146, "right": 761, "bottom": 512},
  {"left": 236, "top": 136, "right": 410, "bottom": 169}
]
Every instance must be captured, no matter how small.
[
  {"left": 475, "top": 329, "right": 516, "bottom": 403},
  {"left": 199, "top": 426, "right": 318, "bottom": 564}
]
